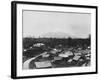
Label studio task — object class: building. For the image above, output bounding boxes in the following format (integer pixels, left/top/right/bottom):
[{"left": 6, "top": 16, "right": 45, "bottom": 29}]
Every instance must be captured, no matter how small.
[{"left": 34, "top": 61, "right": 52, "bottom": 68}]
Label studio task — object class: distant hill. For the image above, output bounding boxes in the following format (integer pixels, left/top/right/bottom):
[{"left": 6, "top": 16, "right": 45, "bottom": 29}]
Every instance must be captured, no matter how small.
[
  {"left": 41, "top": 32, "right": 75, "bottom": 38},
  {"left": 24, "top": 32, "right": 89, "bottom": 39}
]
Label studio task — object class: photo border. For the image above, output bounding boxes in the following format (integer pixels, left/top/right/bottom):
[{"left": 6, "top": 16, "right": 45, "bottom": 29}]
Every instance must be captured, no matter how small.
[{"left": 11, "top": 1, "right": 98, "bottom": 79}]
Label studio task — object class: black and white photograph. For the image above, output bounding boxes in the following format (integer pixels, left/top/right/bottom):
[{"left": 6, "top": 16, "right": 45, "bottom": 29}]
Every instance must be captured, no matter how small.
[
  {"left": 11, "top": 1, "right": 97, "bottom": 79},
  {"left": 22, "top": 10, "right": 91, "bottom": 69}
]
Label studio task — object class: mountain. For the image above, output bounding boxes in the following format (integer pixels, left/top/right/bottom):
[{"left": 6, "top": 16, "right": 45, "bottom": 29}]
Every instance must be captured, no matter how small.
[{"left": 41, "top": 32, "right": 75, "bottom": 38}]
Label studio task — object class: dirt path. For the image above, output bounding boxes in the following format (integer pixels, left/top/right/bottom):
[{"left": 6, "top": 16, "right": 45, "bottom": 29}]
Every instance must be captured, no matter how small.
[{"left": 23, "top": 53, "right": 44, "bottom": 69}]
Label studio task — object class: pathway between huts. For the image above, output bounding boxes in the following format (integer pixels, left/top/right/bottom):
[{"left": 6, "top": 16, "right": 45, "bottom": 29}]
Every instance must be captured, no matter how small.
[{"left": 23, "top": 53, "right": 44, "bottom": 69}]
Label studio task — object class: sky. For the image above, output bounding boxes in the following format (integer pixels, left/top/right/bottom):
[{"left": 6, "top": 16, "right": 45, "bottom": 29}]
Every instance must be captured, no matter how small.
[{"left": 23, "top": 10, "right": 91, "bottom": 38}]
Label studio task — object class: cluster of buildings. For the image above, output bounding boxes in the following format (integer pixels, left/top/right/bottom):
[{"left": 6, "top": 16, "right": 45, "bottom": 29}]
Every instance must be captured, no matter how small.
[{"left": 26, "top": 43, "right": 91, "bottom": 69}]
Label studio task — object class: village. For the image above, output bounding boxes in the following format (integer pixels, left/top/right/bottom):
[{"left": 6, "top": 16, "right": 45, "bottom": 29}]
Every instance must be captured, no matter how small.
[{"left": 23, "top": 40, "right": 91, "bottom": 69}]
